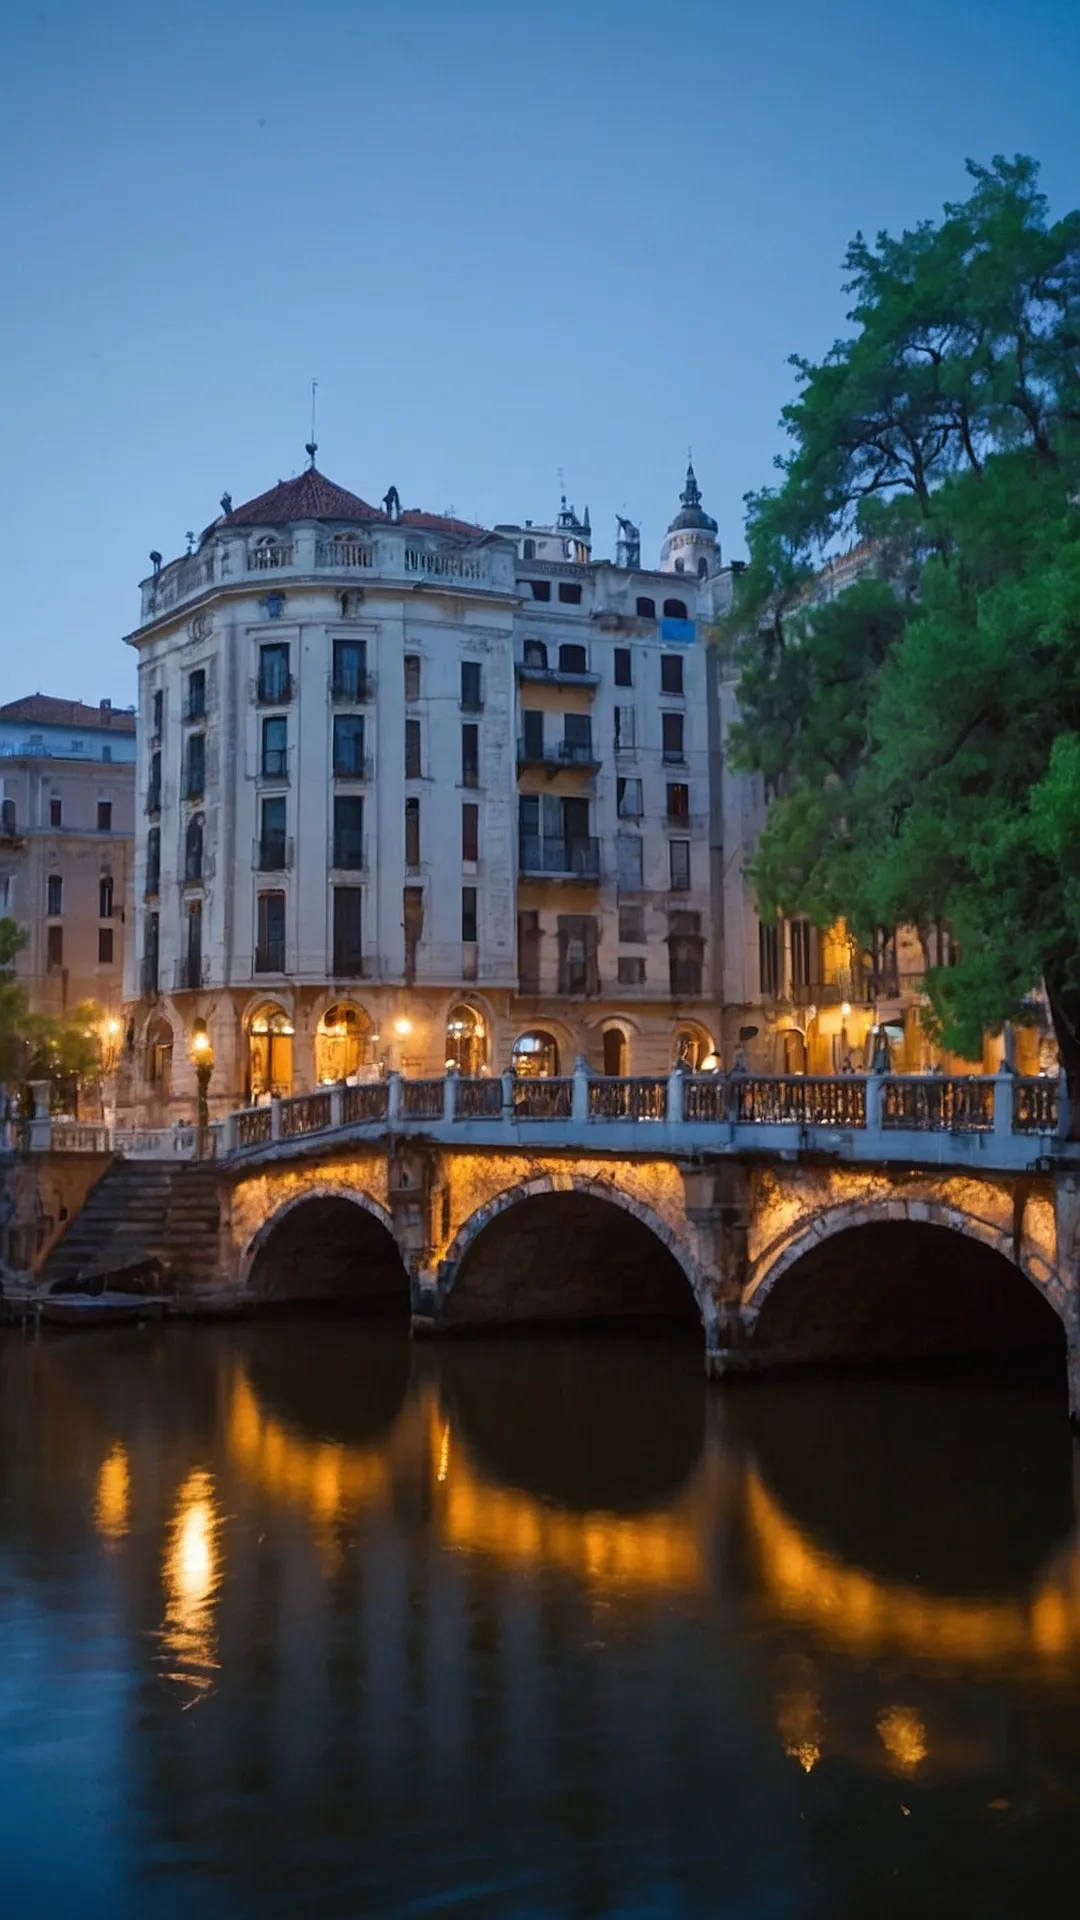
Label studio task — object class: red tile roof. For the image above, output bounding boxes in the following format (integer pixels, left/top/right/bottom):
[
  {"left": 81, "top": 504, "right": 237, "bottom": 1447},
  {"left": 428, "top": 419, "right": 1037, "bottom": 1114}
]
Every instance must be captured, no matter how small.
[
  {"left": 0, "top": 694, "right": 136, "bottom": 732},
  {"left": 223, "top": 467, "right": 379, "bottom": 526},
  {"left": 401, "top": 509, "right": 487, "bottom": 537}
]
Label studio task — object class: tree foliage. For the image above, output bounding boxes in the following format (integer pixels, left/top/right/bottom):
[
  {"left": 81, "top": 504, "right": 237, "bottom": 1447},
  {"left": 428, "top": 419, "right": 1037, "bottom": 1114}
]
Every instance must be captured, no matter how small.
[
  {"left": 725, "top": 156, "right": 1080, "bottom": 1100},
  {"left": 0, "top": 916, "right": 29, "bottom": 1089}
]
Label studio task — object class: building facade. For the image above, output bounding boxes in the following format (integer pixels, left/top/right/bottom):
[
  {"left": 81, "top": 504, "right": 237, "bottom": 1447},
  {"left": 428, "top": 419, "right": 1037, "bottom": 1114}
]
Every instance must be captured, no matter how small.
[
  {"left": 122, "top": 464, "right": 724, "bottom": 1118},
  {"left": 0, "top": 695, "right": 135, "bottom": 1031}
]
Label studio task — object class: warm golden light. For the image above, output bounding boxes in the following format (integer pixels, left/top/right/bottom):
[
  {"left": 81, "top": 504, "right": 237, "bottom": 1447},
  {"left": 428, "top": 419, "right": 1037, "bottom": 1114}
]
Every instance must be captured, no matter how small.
[
  {"left": 436, "top": 1421, "right": 452, "bottom": 1484},
  {"left": 228, "top": 1373, "right": 389, "bottom": 1517},
  {"left": 877, "top": 1706, "right": 928, "bottom": 1773},
  {"left": 191, "top": 1030, "right": 211, "bottom": 1056},
  {"left": 161, "top": 1468, "right": 221, "bottom": 1697},
  {"left": 777, "top": 1690, "right": 823, "bottom": 1773},
  {"left": 94, "top": 1442, "right": 130, "bottom": 1542},
  {"left": 841, "top": 1001, "right": 852, "bottom": 1018},
  {"left": 393, "top": 1017, "right": 412, "bottom": 1036},
  {"left": 105, "top": 1017, "right": 122, "bottom": 1037}
]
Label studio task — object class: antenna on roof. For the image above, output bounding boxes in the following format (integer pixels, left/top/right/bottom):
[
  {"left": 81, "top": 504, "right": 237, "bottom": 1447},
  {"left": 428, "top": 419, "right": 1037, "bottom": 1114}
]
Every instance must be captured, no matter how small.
[{"left": 305, "top": 379, "right": 318, "bottom": 468}]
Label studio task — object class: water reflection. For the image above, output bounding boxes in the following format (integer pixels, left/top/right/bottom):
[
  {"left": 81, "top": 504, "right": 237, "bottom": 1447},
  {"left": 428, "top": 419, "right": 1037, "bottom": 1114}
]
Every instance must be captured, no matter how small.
[
  {"left": 160, "top": 1466, "right": 221, "bottom": 1699},
  {"left": 0, "top": 1325, "right": 1079, "bottom": 1916},
  {"left": 94, "top": 1441, "right": 130, "bottom": 1542}
]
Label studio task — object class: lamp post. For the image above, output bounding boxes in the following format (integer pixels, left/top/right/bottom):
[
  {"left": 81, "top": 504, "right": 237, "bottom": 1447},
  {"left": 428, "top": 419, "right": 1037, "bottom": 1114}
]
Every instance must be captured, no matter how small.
[{"left": 191, "top": 1027, "right": 214, "bottom": 1139}]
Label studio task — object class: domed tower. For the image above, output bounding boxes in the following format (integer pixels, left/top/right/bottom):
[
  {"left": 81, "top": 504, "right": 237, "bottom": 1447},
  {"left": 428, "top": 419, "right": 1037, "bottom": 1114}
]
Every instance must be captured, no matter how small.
[{"left": 659, "top": 461, "right": 719, "bottom": 578}]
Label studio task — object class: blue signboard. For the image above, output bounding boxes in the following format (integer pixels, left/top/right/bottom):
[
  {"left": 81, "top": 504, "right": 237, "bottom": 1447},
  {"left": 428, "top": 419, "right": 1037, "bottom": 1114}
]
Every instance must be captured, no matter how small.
[{"left": 660, "top": 617, "right": 696, "bottom": 644}]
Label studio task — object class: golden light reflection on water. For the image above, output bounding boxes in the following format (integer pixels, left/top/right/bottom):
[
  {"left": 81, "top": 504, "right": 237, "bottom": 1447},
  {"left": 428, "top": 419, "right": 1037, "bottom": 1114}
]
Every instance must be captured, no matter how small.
[
  {"left": 161, "top": 1468, "right": 221, "bottom": 1699},
  {"left": 877, "top": 1705, "right": 928, "bottom": 1773},
  {"left": 747, "top": 1470, "right": 1080, "bottom": 1673},
  {"left": 94, "top": 1443, "right": 130, "bottom": 1542},
  {"left": 776, "top": 1690, "right": 823, "bottom": 1773},
  {"left": 228, "top": 1374, "right": 389, "bottom": 1516}
]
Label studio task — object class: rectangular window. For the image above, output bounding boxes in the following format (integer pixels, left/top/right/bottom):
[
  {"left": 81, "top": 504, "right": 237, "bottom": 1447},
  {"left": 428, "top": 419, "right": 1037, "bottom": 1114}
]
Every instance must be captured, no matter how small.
[
  {"left": 669, "top": 840, "right": 691, "bottom": 890},
  {"left": 333, "top": 795, "right": 365, "bottom": 870},
  {"left": 518, "top": 909, "right": 541, "bottom": 993},
  {"left": 49, "top": 797, "right": 62, "bottom": 828},
  {"left": 186, "top": 667, "right": 206, "bottom": 720},
  {"left": 143, "top": 911, "right": 159, "bottom": 995},
  {"left": 152, "top": 689, "right": 163, "bottom": 736},
  {"left": 257, "top": 643, "right": 290, "bottom": 703},
  {"left": 616, "top": 835, "right": 644, "bottom": 889},
  {"left": 99, "top": 875, "right": 114, "bottom": 918},
  {"left": 96, "top": 800, "right": 112, "bottom": 832},
  {"left": 403, "top": 885, "right": 424, "bottom": 982},
  {"left": 563, "top": 713, "right": 593, "bottom": 762},
  {"left": 618, "top": 956, "right": 646, "bottom": 986},
  {"left": 461, "top": 661, "right": 483, "bottom": 710},
  {"left": 102, "top": 746, "right": 112, "bottom": 763},
  {"left": 521, "top": 710, "right": 544, "bottom": 761},
  {"left": 332, "top": 887, "right": 364, "bottom": 976},
  {"left": 405, "top": 718, "right": 422, "bottom": 780},
  {"left": 557, "top": 914, "right": 599, "bottom": 996},
  {"left": 332, "top": 713, "right": 365, "bottom": 778},
  {"left": 461, "top": 723, "right": 479, "bottom": 788},
  {"left": 614, "top": 647, "right": 632, "bottom": 687},
  {"left": 404, "top": 654, "right": 421, "bottom": 702},
  {"left": 528, "top": 579, "right": 551, "bottom": 602},
  {"left": 759, "top": 919, "right": 780, "bottom": 998},
  {"left": 145, "top": 826, "right": 161, "bottom": 896},
  {"left": 662, "top": 712, "right": 685, "bottom": 763},
  {"left": 185, "top": 732, "right": 206, "bottom": 797},
  {"left": 618, "top": 902, "right": 646, "bottom": 943},
  {"left": 146, "top": 749, "right": 161, "bottom": 813},
  {"left": 97, "top": 926, "right": 114, "bottom": 965},
  {"left": 405, "top": 797, "right": 420, "bottom": 871},
  {"left": 614, "top": 705, "right": 636, "bottom": 751},
  {"left": 185, "top": 900, "right": 202, "bottom": 988},
  {"left": 660, "top": 654, "right": 684, "bottom": 695},
  {"left": 46, "top": 873, "right": 63, "bottom": 915},
  {"left": 46, "top": 924, "right": 63, "bottom": 968},
  {"left": 261, "top": 717, "right": 287, "bottom": 779},
  {"left": 668, "top": 911, "right": 703, "bottom": 997},
  {"left": 790, "top": 918, "right": 813, "bottom": 989},
  {"left": 666, "top": 782, "right": 690, "bottom": 824},
  {"left": 558, "top": 581, "right": 582, "bottom": 605},
  {"left": 558, "top": 643, "right": 587, "bottom": 674},
  {"left": 332, "top": 638, "right": 367, "bottom": 702},
  {"left": 461, "top": 802, "right": 479, "bottom": 863},
  {"left": 461, "top": 885, "right": 478, "bottom": 944},
  {"left": 617, "top": 777, "right": 642, "bottom": 819},
  {"left": 259, "top": 795, "right": 287, "bottom": 870},
  {"left": 256, "top": 891, "right": 286, "bottom": 972}
]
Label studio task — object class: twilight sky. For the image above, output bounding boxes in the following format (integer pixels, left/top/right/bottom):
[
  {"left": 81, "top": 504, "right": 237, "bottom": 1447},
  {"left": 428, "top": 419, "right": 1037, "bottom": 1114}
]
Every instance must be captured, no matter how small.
[{"left": 0, "top": 0, "right": 1076, "bottom": 707}]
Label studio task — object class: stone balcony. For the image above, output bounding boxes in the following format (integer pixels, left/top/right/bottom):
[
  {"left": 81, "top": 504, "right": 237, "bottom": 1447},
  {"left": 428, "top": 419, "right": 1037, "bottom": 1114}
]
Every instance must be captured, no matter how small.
[{"left": 137, "top": 527, "right": 519, "bottom": 626}]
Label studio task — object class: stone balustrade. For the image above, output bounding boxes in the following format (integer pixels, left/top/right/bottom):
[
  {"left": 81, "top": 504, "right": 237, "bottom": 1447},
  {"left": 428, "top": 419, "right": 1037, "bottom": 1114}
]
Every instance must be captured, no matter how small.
[{"left": 2, "top": 1072, "right": 1066, "bottom": 1173}]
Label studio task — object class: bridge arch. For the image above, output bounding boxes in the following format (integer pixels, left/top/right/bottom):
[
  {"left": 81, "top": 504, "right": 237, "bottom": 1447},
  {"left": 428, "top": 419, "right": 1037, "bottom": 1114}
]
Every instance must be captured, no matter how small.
[
  {"left": 241, "top": 1185, "right": 409, "bottom": 1312},
  {"left": 742, "top": 1197, "right": 1068, "bottom": 1375},
  {"left": 441, "top": 1174, "right": 709, "bottom": 1333}
]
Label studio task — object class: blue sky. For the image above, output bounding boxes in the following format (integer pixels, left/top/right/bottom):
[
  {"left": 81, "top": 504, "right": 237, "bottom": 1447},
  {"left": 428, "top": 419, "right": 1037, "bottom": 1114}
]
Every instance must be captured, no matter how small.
[{"left": 1, "top": 0, "right": 1077, "bottom": 705}]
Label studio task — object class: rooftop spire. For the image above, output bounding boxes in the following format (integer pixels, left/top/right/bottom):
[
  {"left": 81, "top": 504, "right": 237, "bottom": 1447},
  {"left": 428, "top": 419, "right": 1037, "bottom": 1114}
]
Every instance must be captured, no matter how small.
[{"left": 305, "top": 378, "right": 318, "bottom": 469}]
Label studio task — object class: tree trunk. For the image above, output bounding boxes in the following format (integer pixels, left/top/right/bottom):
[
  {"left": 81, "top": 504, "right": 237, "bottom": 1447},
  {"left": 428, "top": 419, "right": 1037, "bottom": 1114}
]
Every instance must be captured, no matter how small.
[{"left": 1043, "top": 963, "right": 1080, "bottom": 1140}]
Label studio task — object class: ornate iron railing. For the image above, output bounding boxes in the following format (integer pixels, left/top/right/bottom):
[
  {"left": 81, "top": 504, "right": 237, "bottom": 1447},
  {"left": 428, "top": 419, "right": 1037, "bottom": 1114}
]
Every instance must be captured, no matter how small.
[
  {"left": 341, "top": 1083, "right": 389, "bottom": 1125},
  {"left": 400, "top": 1079, "right": 444, "bottom": 1121},
  {"left": 1011, "top": 1076, "right": 1058, "bottom": 1133},
  {"left": 683, "top": 1076, "right": 727, "bottom": 1123},
  {"left": 235, "top": 1108, "right": 273, "bottom": 1150},
  {"left": 279, "top": 1092, "right": 332, "bottom": 1139},
  {"left": 455, "top": 1077, "right": 504, "bottom": 1119},
  {"left": 729, "top": 1076, "right": 867, "bottom": 1128},
  {"left": 881, "top": 1076, "right": 994, "bottom": 1131},
  {"left": 587, "top": 1077, "right": 668, "bottom": 1121},
  {"left": 513, "top": 1078, "right": 574, "bottom": 1120}
]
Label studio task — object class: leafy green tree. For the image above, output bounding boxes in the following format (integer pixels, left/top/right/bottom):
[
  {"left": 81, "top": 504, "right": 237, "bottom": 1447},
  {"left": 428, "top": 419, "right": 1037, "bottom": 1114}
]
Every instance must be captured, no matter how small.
[
  {"left": 725, "top": 156, "right": 1080, "bottom": 1119},
  {"left": 0, "top": 916, "right": 29, "bottom": 1097},
  {"left": 22, "top": 1002, "right": 105, "bottom": 1112}
]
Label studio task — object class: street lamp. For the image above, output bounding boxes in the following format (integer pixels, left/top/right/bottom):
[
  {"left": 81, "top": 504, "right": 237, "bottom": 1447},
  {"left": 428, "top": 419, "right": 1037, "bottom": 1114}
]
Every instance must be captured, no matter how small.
[{"left": 191, "top": 1025, "right": 214, "bottom": 1133}]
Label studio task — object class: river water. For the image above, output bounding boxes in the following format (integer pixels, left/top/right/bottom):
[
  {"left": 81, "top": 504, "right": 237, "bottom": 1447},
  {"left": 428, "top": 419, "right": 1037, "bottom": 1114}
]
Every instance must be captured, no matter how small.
[{"left": 1, "top": 1322, "right": 1078, "bottom": 1918}]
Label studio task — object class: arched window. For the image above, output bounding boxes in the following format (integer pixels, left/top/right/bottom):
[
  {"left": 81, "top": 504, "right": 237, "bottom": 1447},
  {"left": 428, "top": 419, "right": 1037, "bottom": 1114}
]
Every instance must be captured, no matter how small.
[
  {"left": 523, "top": 638, "right": 548, "bottom": 668},
  {"left": 522, "top": 538, "right": 536, "bottom": 560},
  {"left": 602, "top": 1027, "right": 627, "bottom": 1076},
  {"left": 445, "top": 1003, "right": 487, "bottom": 1075},
  {"left": 697, "top": 556, "right": 708, "bottom": 578},
  {"left": 671, "top": 1023, "right": 714, "bottom": 1072},
  {"left": 145, "top": 1014, "right": 173, "bottom": 1092},
  {"left": 185, "top": 812, "right": 204, "bottom": 882},
  {"left": 663, "top": 597, "right": 688, "bottom": 620},
  {"left": 315, "top": 1002, "right": 374, "bottom": 1084},
  {"left": 512, "top": 1030, "right": 560, "bottom": 1078},
  {"left": 635, "top": 596, "right": 656, "bottom": 619},
  {"left": 248, "top": 1004, "right": 294, "bottom": 1101}
]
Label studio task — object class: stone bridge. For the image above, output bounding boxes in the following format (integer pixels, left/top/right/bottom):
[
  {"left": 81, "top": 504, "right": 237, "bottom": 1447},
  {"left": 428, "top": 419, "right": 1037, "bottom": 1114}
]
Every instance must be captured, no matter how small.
[{"left": 193, "top": 1066, "right": 1080, "bottom": 1420}]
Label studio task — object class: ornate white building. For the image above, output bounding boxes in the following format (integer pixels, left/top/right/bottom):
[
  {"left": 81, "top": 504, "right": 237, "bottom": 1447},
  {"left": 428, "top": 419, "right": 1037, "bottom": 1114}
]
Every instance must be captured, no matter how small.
[{"left": 122, "top": 459, "right": 727, "bottom": 1116}]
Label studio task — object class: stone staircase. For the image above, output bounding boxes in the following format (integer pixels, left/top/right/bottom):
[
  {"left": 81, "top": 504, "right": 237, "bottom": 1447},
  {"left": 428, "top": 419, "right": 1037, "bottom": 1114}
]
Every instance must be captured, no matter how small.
[{"left": 37, "top": 1160, "right": 223, "bottom": 1295}]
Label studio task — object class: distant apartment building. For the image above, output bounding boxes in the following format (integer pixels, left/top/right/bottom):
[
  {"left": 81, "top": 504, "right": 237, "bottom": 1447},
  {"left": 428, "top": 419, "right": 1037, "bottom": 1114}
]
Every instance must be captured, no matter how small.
[
  {"left": 0, "top": 696, "right": 135, "bottom": 1035},
  {"left": 121, "top": 460, "right": 725, "bottom": 1118}
]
